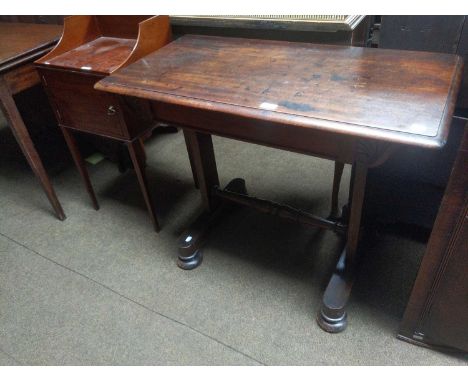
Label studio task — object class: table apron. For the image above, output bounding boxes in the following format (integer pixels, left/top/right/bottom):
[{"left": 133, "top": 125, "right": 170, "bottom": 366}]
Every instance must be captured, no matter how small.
[
  {"left": 2, "top": 63, "right": 41, "bottom": 95},
  {"left": 151, "top": 100, "right": 358, "bottom": 164}
]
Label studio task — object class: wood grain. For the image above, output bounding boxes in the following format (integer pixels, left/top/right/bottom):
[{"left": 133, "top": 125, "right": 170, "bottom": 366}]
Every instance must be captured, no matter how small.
[
  {"left": 398, "top": 124, "right": 468, "bottom": 352},
  {"left": 0, "top": 23, "right": 61, "bottom": 71},
  {"left": 96, "top": 34, "right": 464, "bottom": 148},
  {"left": 43, "top": 37, "right": 135, "bottom": 75}
]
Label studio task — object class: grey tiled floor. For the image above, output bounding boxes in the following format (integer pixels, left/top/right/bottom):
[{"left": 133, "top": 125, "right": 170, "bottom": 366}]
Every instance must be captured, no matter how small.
[{"left": 0, "top": 119, "right": 466, "bottom": 365}]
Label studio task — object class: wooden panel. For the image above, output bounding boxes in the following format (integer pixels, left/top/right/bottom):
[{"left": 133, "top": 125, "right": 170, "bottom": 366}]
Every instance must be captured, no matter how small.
[
  {"left": 95, "top": 16, "right": 150, "bottom": 39},
  {"left": 398, "top": 125, "right": 468, "bottom": 352},
  {"left": 96, "top": 35, "right": 463, "bottom": 149},
  {"left": 35, "top": 16, "right": 101, "bottom": 67},
  {"left": 117, "top": 16, "right": 172, "bottom": 70},
  {"left": 3, "top": 63, "right": 41, "bottom": 94},
  {"left": 40, "top": 68, "right": 127, "bottom": 139},
  {"left": 379, "top": 16, "right": 465, "bottom": 53},
  {"left": 151, "top": 101, "right": 357, "bottom": 163}
]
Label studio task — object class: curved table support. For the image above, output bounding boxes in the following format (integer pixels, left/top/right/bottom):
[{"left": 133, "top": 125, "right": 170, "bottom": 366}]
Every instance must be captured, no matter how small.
[{"left": 318, "top": 151, "right": 368, "bottom": 332}]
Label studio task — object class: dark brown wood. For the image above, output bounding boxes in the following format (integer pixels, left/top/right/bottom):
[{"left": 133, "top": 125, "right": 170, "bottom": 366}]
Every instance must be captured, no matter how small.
[
  {"left": 177, "top": 178, "right": 246, "bottom": 270},
  {"left": 317, "top": 150, "right": 368, "bottom": 333},
  {"left": 457, "top": 18, "right": 468, "bottom": 110},
  {"left": 329, "top": 161, "right": 345, "bottom": 219},
  {"left": 170, "top": 15, "right": 371, "bottom": 47},
  {"left": 378, "top": 15, "right": 468, "bottom": 112},
  {"left": 0, "top": 23, "right": 61, "bottom": 72},
  {"left": 0, "top": 16, "right": 64, "bottom": 25},
  {"left": 96, "top": 34, "right": 464, "bottom": 150},
  {"left": 176, "top": 130, "right": 220, "bottom": 269},
  {"left": 398, "top": 125, "right": 468, "bottom": 353},
  {"left": 3, "top": 63, "right": 41, "bottom": 94},
  {"left": 345, "top": 151, "right": 369, "bottom": 263},
  {"left": 364, "top": 16, "right": 468, "bottom": 231},
  {"left": 173, "top": 16, "right": 370, "bottom": 205},
  {"left": 60, "top": 126, "right": 99, "bottom": 211},
  {"left": 213, "top": 185, "right": 346, "bottom": 234},
  {"left": 0, "top": 22, "right": 65, "bottom": 220},
  {"left": 183, "top": 130, "right": 219, "bottom": 211},
  {"left": 44, "top": 37, "right": 136, "bottom": 75},
  {"left": 96, "top": 35, "right": 463, "bottom": 333},
  {"left": 152, "top": 100, "right": 358, "bottom": 163},
  {"left": 35, "top": 16, "right": 174, "bottom": 230},
  {"left": 183, "top": 130, "right": 199, "bottom": 189},
  {"left": 40, "top": 69, "right": 129, "bottom": 139},
  {"left": 127, "top": 139, "right": 160, "bottom": 232}
]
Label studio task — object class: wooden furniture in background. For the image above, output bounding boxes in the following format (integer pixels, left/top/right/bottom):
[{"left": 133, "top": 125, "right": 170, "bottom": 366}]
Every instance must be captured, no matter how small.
[
  {"left": 170, "top": 15, "right": 371, "bottom": 46},
  {"left": 0, "top": 22, "right": 65, "bottom": 220},
  {"left": 0, "top": 15, "right": 65, "bottom": 25},
  {"left": 96, "top": 34, "right": 463, "bottom": 332},
  {"left": 398, "top": 121, "right": 468, "bottom": 353},
  {"left": 35, "top": 15, "right": 172, "bottom": 232}
]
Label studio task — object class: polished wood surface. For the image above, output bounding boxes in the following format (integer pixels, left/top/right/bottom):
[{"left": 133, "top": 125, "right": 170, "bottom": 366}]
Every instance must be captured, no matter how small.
[
  {"left": 36, "top": 16, "right": 172, "bottom": 76},
  {"left": 398, "top": 123, "right": 468, "bottom": 353},
  {"left": 96, "top": 34, "right": 463, "bottom": 332},
  {"left": 0, "top": 23, "right": 61, "bottom": 71},
  {"left": 96, "top": 34, "right": 464, "bottom": 149},
  {"left": 0, "top": 22, "right": 65, "bottom": 220},
  {"left": 44, "top": 37, "right": 135, "bottom": 75}
]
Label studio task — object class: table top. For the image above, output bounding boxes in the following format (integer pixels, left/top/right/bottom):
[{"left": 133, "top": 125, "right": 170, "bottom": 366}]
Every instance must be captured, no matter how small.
[
  {"left": 0, "top": 22, "right": 62, "bottom": 73},
  {"left": 96, "top": 34, "right": 464, "bottom": 148}
]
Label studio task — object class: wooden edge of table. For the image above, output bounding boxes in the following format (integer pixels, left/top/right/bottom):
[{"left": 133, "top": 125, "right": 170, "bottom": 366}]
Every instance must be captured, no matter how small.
[
  {"left": 95, "top": 57, "right": 464, "bottom": 150},
  {"left": 437, "top": 55, "right": 465, "bottom": 147},
  {"left": 0, "top": 40, "right": 60, "bottom": 74}
]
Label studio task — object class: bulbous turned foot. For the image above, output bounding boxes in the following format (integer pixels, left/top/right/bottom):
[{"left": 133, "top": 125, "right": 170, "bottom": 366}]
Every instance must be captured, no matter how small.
[
  {"left": 177, "top": 250, "right": 203, "bottom": 270},
  {"left": 317, "top": 309, "right": 347, "bottom": 333}
]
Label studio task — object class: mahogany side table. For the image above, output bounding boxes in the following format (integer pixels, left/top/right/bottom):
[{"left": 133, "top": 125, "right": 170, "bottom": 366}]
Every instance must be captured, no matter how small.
[{"left": 96, "top": 35, "right": 463, "bottom": 333}]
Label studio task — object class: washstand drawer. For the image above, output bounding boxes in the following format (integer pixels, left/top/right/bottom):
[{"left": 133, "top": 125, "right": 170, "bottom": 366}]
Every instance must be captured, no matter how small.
[{"left": 40, "top": 69, "right": 128, "bottom": 139}]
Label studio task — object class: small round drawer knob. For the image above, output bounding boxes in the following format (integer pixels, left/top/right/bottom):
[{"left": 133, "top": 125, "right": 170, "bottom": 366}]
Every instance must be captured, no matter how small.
[{"left": 107, "top": 105, "right": 117, "bottom": 115}]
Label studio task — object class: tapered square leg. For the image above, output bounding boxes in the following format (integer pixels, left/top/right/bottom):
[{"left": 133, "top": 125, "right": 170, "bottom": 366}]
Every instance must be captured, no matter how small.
[
  {"left": 60, "top": 126, "right": 99, "bottom": 211},
  {"left": 0, "top": 77, "right": 66, "bottom": 220},
  {"left": 127, "top": 139, "right": 160, "bottom": 232},
  {"left": 183, "top": 129, "right": 199, "bottom": 189}
]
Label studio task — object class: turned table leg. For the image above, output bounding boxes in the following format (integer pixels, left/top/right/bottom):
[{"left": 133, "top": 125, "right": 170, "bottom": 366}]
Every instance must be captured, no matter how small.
[
  {"left": 60, "top": 126, "right": 100, "bottom": 211},
  {"left": 177, "top": 130, "right": 220, "bottom": 269},
  {"left": 0, "top": 77, "right": 66, "bottom": 220},
  {"left": 317, "top": 154, "right": 368, "bottom": 333}
]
